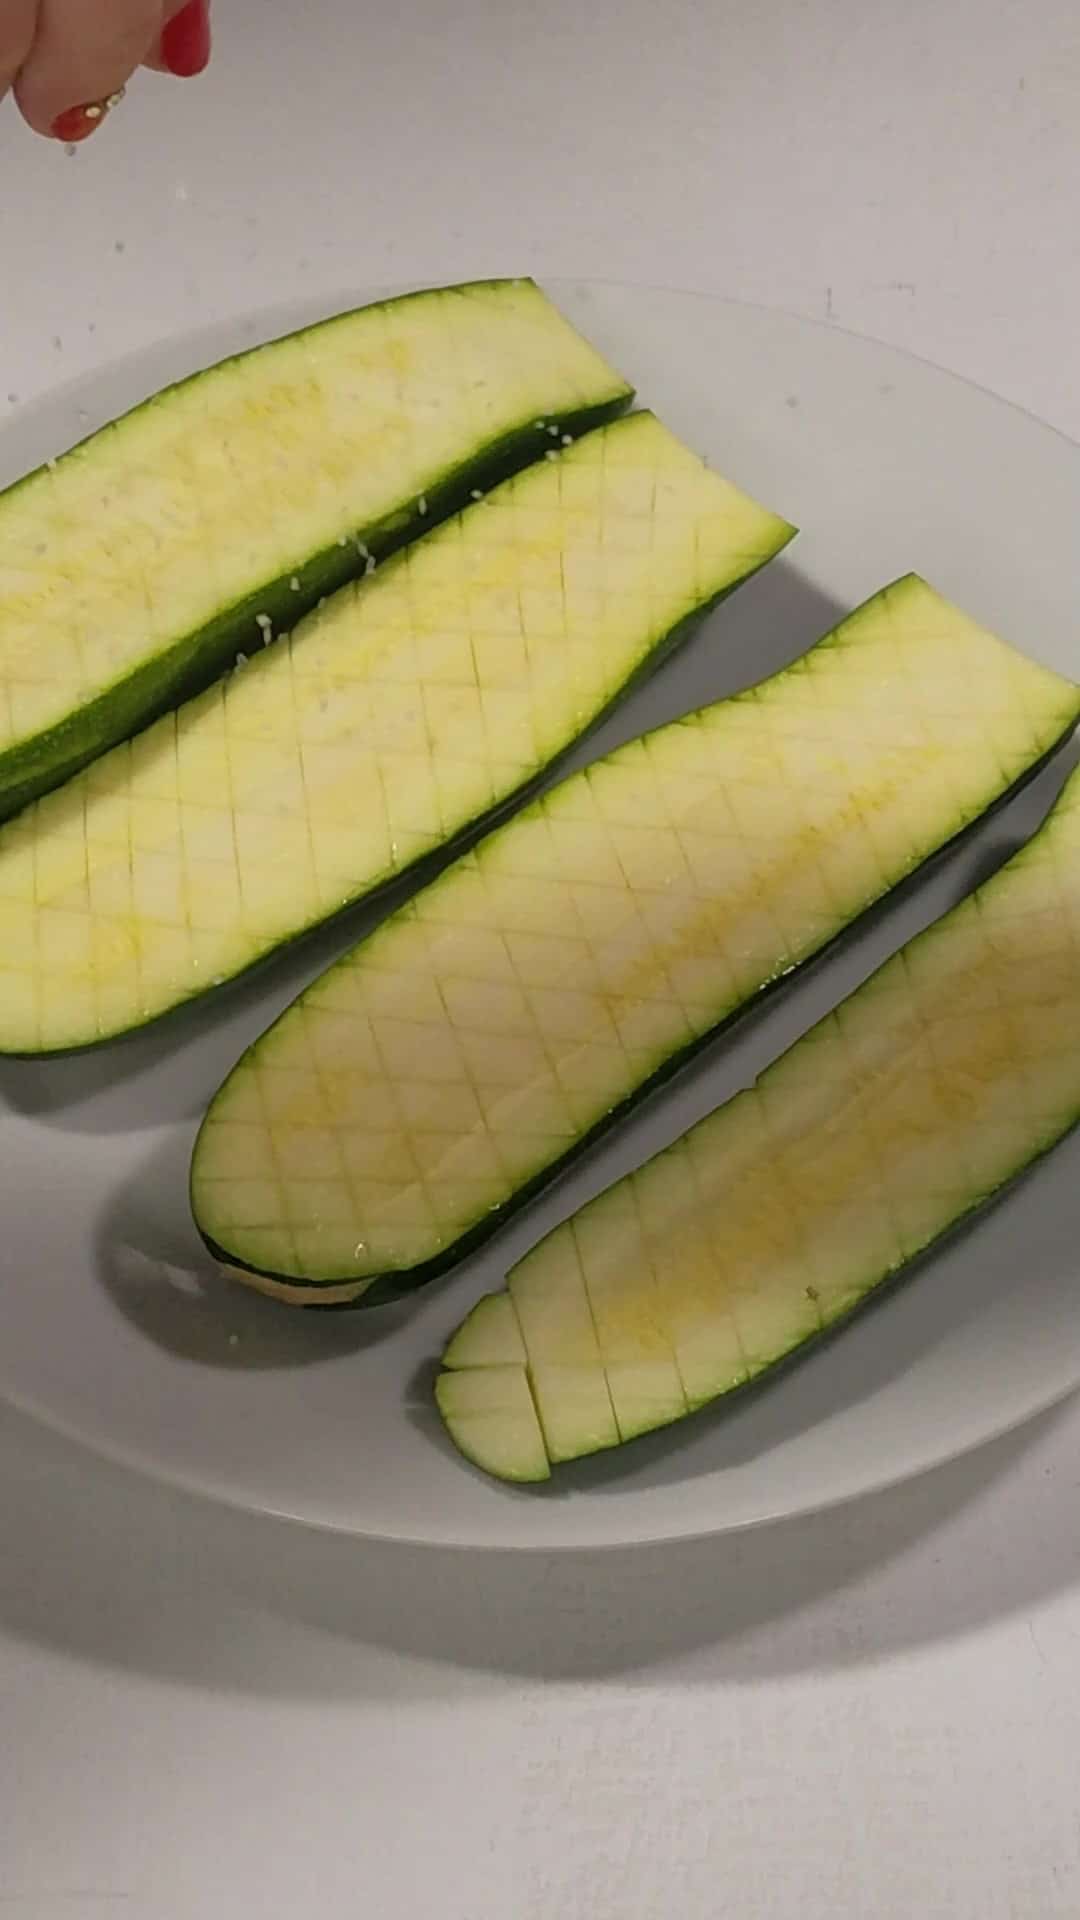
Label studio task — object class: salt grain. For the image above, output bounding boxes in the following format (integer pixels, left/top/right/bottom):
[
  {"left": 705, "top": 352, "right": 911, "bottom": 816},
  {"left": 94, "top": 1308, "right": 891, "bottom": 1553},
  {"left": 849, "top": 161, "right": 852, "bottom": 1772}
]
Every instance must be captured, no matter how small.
[
  {"left": 289, "top": 576, "right": 301, "bottom": 592},
  {"left": 417, "top": 495, "right": 428, "bottom": 515}
]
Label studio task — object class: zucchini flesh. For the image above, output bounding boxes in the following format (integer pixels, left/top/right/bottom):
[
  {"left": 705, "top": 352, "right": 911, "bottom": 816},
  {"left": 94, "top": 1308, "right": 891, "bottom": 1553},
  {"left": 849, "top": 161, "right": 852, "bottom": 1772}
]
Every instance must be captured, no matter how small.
[
  {"left": 191, "top": 574, "right": 1079, "bottom": 1302},
  {"left": 0, "top": 278, "right": 631, "bottom": 817},
  {"left": 0, "top": 410, "right": 794, "bottom": 1053},
  {"left": 439, "top": 761, "right": 1080, "bottom": 1481}
]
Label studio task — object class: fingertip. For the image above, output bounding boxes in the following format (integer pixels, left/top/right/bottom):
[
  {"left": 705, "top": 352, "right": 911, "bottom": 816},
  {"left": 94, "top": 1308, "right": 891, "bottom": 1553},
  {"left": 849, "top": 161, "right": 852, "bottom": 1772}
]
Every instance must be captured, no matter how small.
[
  {"left": 15, "top": 75, "right": 123, "bottom": 142},
  {"left": 14, "top": 0, "right": 159, "bottom": 140},
  {"left": 49, "top": 98, "right": 115, "bottom": 141},
  {"left": 157, "top": 0, "right": 211, "bottom": 78}
]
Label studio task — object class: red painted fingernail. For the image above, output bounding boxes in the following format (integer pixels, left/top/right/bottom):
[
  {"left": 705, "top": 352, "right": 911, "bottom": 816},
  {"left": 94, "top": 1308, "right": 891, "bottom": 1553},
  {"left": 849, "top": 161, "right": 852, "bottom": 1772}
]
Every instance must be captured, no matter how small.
[
  {"left": 51, "top": 94, "right": 121, "bottom": 142},
  {"left": 161, "top": 0, "right": 212, "bottom": 78}
]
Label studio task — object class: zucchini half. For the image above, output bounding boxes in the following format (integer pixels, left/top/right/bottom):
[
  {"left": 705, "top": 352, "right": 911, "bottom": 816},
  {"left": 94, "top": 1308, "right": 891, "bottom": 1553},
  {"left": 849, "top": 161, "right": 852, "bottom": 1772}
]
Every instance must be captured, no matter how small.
[
  {"left": 439, "top": 759, "right": 1080, "bottom": 1481},
  {"left": 0, "top": 278, "right": 631, "bottom": 817},
  {"left": 0, "top": 410, "right": 793, "bottom": 1052},
  {"left": 191, "top": 575, "right": 1079, "bottom": 1303}
]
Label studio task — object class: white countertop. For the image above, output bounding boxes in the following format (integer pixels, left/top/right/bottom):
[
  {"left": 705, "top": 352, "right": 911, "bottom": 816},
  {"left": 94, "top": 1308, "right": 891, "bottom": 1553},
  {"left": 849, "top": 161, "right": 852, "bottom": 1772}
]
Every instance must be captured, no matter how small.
[{"left": 3, "top": 1, "right": 1080, "bottom": 1913}]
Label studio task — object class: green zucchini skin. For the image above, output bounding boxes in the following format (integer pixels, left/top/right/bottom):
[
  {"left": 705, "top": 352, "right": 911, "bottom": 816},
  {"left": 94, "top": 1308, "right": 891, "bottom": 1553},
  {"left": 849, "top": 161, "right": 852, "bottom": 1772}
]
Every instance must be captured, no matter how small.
[
  {"left": 198, "top": 723, "right": 1078, "bottom": 1311},
  {"left": 0, "top": 396, "right": 629, "bottom": 824},
  {"left": 0, "top": 279, "right": 632, "bottom": 819}
]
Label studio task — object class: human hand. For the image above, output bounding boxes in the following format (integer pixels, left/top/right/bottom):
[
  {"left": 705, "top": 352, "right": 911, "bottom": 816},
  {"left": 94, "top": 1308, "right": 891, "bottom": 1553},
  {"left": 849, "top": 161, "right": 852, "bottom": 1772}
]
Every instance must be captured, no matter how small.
[{"left": 0, "top": 0, "right": 210, "bottom": 142}]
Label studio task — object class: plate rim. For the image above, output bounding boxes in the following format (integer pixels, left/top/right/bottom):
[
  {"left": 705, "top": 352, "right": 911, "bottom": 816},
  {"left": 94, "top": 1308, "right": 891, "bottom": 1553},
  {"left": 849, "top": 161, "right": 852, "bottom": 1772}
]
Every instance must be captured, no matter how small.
[{"left": 4, "top": 1350, "right": 1078, "bottom": 1553}]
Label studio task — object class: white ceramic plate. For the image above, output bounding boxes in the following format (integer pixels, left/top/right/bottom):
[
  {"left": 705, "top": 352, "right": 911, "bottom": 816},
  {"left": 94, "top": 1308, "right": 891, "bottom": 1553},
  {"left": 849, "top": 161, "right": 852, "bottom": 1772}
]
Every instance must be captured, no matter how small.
[{"left": 2, "top": 281, "right": 1079, "bottom": 1550}]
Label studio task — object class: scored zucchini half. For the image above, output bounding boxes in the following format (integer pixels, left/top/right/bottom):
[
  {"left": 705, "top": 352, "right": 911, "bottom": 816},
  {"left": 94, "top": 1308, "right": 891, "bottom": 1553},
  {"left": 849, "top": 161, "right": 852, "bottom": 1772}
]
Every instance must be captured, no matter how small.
[
  {"left": 438, "top": 758, "right": 1080, "bottom": 1482},
  {"left": 192, "top": 574, "right": 1079, "bottom": 1304},
  {"left": 0, "top": 410, "right": 794, "bottom": 1053},
  {"left": 0, "top": 278, "right": 632, "bottom": 817}
]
